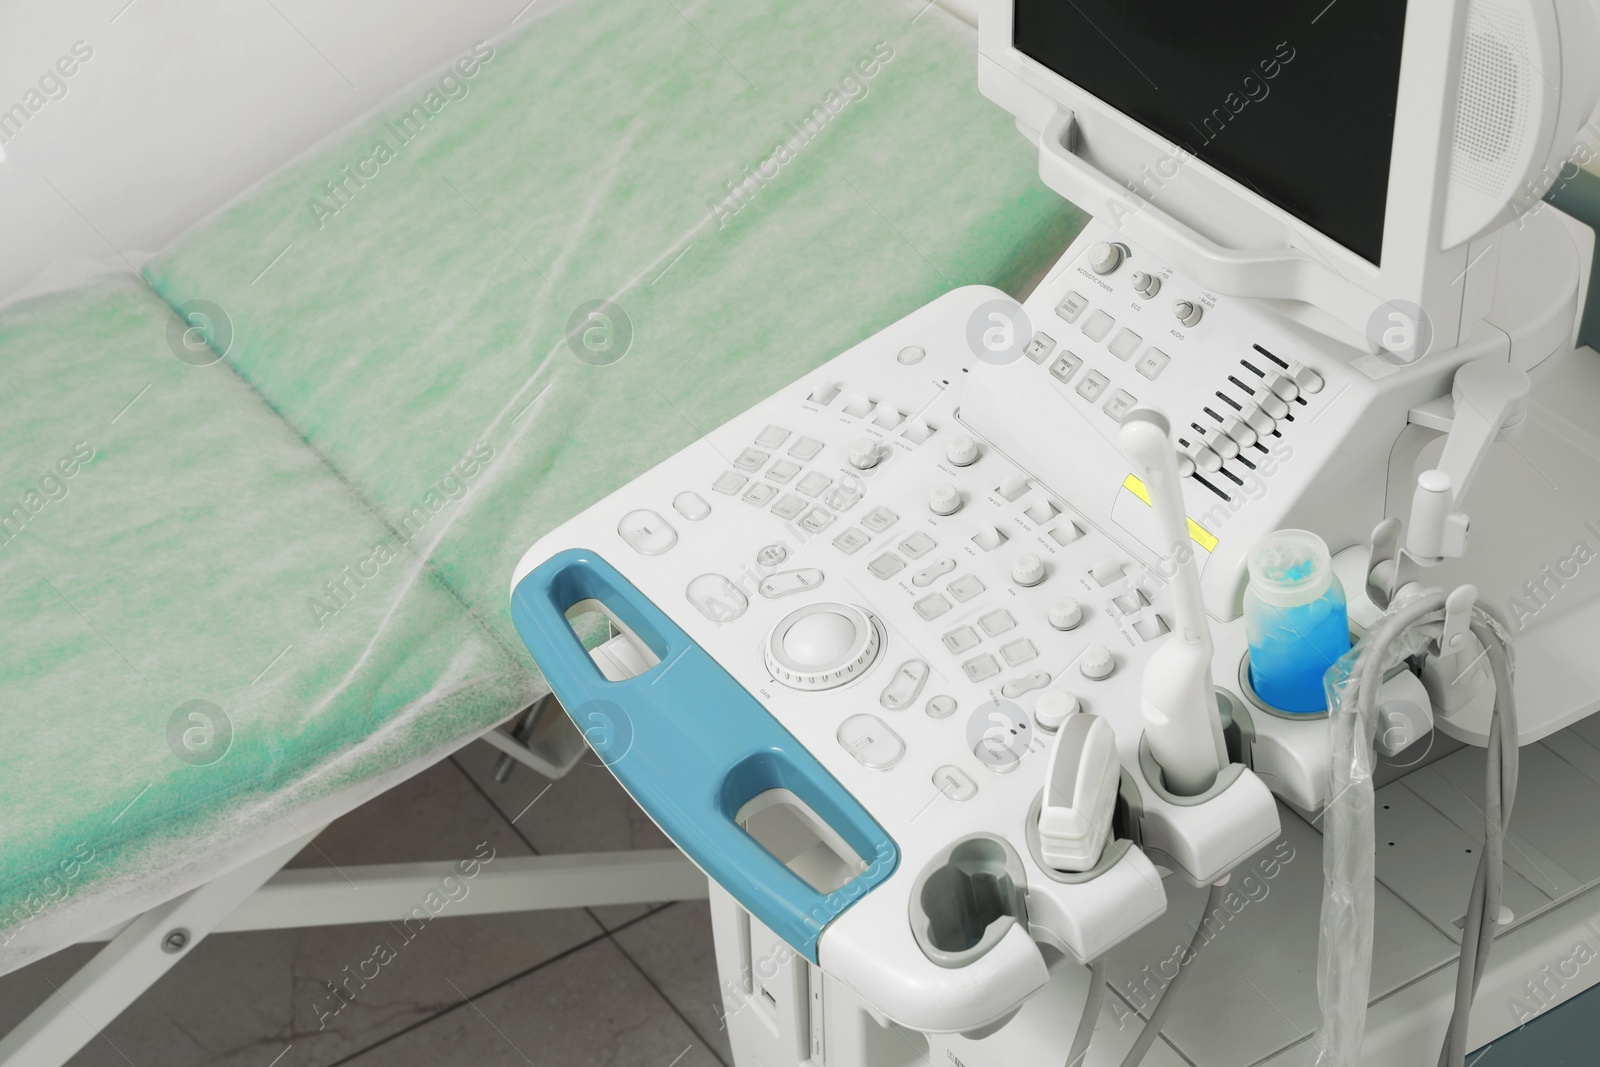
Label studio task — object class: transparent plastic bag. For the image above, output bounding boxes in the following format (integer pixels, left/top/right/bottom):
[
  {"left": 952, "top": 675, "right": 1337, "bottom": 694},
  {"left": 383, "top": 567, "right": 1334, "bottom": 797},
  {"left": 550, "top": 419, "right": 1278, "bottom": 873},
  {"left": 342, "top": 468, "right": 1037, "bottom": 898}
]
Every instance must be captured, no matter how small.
[{"left": 1308, "top": 589, "right": 1444, "bottom": 1066}]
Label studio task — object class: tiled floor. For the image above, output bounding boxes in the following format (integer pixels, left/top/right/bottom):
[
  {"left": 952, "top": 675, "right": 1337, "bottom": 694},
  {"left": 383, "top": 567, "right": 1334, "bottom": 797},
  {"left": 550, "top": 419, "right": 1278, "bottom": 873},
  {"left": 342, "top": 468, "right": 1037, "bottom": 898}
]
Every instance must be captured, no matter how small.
[{"left": 0, "top": 746, "right": 730, "bottom": 1067}]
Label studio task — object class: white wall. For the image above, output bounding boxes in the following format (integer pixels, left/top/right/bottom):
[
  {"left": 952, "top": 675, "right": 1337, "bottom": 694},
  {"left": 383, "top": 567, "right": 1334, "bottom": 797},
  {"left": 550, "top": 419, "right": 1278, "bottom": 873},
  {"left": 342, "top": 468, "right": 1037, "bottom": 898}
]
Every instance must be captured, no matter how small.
[{"left": 0, "top": 0, "right": 551, "bottom": 306}]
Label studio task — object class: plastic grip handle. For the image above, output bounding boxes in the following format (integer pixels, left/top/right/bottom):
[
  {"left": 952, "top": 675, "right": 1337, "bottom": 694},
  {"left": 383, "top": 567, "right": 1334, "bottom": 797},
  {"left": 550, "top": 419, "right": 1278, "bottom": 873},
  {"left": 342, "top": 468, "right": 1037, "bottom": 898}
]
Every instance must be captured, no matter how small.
[
  {"left": 510, "top": 548, "right": 898, "bottom": 963},
  {"left": 1037, "top": 109, "right": 1379, "bottom": 326}
]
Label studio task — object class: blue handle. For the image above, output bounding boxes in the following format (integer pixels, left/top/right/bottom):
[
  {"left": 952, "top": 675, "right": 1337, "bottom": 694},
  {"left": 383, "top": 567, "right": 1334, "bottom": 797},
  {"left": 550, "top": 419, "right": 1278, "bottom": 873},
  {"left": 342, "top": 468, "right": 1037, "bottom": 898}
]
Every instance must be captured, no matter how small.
[{"left": 510, "top": 548, "right": 898, "bottom": 962}]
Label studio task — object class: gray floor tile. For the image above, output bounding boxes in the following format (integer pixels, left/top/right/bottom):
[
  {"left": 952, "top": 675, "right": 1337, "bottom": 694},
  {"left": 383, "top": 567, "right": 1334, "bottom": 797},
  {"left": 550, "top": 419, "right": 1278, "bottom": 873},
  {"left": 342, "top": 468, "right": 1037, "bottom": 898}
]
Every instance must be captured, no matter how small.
[
  {"left": 453, "top": 741, "right": 677, "bottom": 929},
  {"left": 287, "top": 755, "right": 530, "bottom": 869},
  {"left": 0, "top": 756, "right": 605, "bottom": 1067},
  {"left": 612, "top": 901, "right": 733, "bottom": 1066},
  {"left": 345, "top": 936, "right": 724, "bottom": 1067}
]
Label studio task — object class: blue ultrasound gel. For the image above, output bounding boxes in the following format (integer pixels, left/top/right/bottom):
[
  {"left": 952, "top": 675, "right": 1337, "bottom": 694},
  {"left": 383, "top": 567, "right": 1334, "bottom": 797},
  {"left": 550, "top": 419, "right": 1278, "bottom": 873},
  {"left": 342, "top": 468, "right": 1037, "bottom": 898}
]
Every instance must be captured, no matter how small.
[{"left": 1244, "top": 529, "right": 1351, "bottom": 714}]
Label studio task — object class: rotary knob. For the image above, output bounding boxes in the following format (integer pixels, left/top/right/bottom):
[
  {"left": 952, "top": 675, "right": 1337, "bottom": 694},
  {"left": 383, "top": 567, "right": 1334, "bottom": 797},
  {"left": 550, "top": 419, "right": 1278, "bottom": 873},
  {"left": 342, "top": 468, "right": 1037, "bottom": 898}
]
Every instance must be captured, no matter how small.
[
  {"left": 1048, "top": 597, "right": 1084, "bottom": 630},
  {"left": 848, "top": 438, "right": 881, "bottom": 470},
  {"left": 764, "top": 604, "right": 883, "bottom": 691},
  {"left": 929, "top": 484, "right": 962, "bottom": 516},
  {"left": 1087, "top": 241, "right": 1123, "bottom": 275},
  {"left": 946, "top": 434, "right": 980, "bottom": 467},
  {"left": 1080, "top": 644, "right": 1116, "bottom": 681},
  {"left": 1011, "top": 553, "right": 1046, "bottom": 587},
  {"left": 1033, "top": 690, "right": 1081, "bottom": 733},
  {"left": 1173, "top": 300, "right": 1203, "bottom": 328},
  {"left": 1131, "top": 271, "right": 1161, "bottom": 298}
]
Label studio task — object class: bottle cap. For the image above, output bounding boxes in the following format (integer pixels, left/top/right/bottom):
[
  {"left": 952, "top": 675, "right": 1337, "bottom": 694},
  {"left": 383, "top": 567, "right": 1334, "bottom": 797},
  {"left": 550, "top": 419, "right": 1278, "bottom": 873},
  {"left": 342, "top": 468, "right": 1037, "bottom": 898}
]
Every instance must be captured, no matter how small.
[{"left": 1247, "top": 529, "right": 1333, "bottom": 608}]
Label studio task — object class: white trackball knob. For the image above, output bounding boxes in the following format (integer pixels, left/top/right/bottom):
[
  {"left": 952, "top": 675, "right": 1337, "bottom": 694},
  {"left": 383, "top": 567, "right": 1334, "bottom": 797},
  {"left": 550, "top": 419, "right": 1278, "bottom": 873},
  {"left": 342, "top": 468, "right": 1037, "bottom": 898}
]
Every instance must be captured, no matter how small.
[
  {"left": 1087, "top": 241, "right": 1123, "bottom": 275},
  {"left": 848, "top": 438, "right": 880, "bottom": 470},
  {"left": 1049, "top": 597, "right": 1084, "bottom": 630},
  {"left": 1080, "top": 644, "right": 1116, "bottom": 681},
  {"left": 946, "top": 434, "right": 980, "bottom": 467},
  {"left": 929, "top": 484, "right": 962, "bottom": 516},
  {"left": 1011, "top": 553, "right": 1046, "bottom": 587},
  {"left": 1033, "top": 690, "right": 1081, "bottom": 732}
]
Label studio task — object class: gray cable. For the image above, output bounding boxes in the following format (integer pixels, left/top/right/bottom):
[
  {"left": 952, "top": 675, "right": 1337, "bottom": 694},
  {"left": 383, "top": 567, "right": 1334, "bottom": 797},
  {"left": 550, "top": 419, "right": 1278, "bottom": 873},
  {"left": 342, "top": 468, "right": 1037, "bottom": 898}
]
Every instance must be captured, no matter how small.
[
  {"left": 1336, "top": 591, "right": 1516, "bottom": 1067},
  {"left": 1119, "top": 880, "right": 1228, "bottom": 1067},
  {"left": 1066, "top": 958, "right": 1108, "bottom": 1067},
  {"left": 1435, "top": 612, "right": 1518, "bottom": 1067}
]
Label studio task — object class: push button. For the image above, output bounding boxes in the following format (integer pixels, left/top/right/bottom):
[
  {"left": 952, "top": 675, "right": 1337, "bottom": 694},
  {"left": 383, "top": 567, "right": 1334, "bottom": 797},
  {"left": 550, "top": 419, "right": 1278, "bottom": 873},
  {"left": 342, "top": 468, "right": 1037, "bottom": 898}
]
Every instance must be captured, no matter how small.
[
  {"left": 618, "top": 510, "right": 677, "bottom": 555},
  {"left": 898, "top": 532, "right": 936, "bottom": 559},
  {"left": 1108, "top": 328, "right": 1141, "bottom": 361},
  {"left": 1049, "top": 352, "right": 1082, "bottom": 384},
  {"left": 1056, "top": 290, "right": 1089, "bottom": 323},
  {"left": 880, "top": 660, "right": 930, "bottom": 710},
  {"left": 672, "top": 492, "right": 710, "bottom": 520},
  {"left": 1076, "top": 370, "right": 1109, "bottom": 402},
  {"left": 837, "top": 714, "right": 904, "bottom": 770},
  {"left": 932, "top": 765, "right": 977, "bottom": 801},
  {"left": 868, "top": 553, "right": 905, "bottom": 579}
]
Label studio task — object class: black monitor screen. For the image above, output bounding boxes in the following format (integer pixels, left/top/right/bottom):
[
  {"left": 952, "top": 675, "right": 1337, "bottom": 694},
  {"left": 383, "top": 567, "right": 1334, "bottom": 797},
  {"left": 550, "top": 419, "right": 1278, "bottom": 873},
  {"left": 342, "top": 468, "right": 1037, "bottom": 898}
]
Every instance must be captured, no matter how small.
[{"left": 1013, "top": 0, "right": 1407, "bottom": 264}]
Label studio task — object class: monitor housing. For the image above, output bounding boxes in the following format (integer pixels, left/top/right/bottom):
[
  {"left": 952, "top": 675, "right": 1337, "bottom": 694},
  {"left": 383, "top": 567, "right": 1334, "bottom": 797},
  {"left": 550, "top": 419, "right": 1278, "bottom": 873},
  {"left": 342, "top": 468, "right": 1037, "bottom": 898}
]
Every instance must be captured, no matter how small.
[{"left": 978, "top": 0, "right": 1600, "bottom": 356}]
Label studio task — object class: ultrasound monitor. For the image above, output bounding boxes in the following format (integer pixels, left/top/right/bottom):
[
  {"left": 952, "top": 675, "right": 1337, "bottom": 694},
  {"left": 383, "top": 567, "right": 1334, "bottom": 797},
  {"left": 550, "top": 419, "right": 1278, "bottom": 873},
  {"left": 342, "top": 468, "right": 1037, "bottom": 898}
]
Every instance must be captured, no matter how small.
[
  {"left": 1013, "top": 1, "right": 1406, "bottom": 266},
  {"left": 979, "top": 0, "right": 1600, "bottom": 353}
]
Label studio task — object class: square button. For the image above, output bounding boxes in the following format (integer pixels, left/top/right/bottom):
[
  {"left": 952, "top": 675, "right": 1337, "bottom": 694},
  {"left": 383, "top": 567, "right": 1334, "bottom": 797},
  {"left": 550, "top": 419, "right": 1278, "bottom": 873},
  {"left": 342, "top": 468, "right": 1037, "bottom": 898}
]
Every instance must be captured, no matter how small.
[
  {"left": 800, "top": 507, "right": 835, "bottom": 533},
  {"left": 824, "top": 484, "right": 861, "bottom": 512},
  {"left": 1049, "top": 352, "right": 1082, "bottom": 385},
  {"left": 1136, "top": 348, "right": 1171, "bottom": 380},
  {"left": 767, "top": 459, "right": 800, "bottom": 484},
  {"left": 963, "top": 654, "right": 1000, "bottom": 682},
  {"left": 914, "top": 593, "right": 951, "bottom": 621},
  {"left": 796, "top": 471, "right": 831, "bottom": 497},
  {"left": 734, "top": 447, "right": 769, "bottom": 472},
  {"left": 772, "top": 493, "right": 807, "bottom": 520},
  {"left": 788, "top": 436, "right": 824, "bottom": 461},
  {"left": 947, "top": 574, "right": 985, "bottom": 602},
  {"left": 898, "top": 532, "right": 936, "bottom": 559},
  {"left": 1082, "top": 310, "right": 1114, "bottom": 342},
  {"left": 942, "top": 626, "right": 980, "bottom": 654},
  {"left": 978, "top": 609, "right": 1016, "bottom": 637},
  {"left": 1075, "top": 370, "right": 1109, "bottom": 402},
  {"left": 1103, "top": 389, "right": 1137, "bottom": 423},
  {"left": 1056, "top": 290, "right": 1089, "bottom": 324},
  {"left": 1109, "top": 328, "right": 1142, "bottom": 361},
  {"left": 868, "top": 552, "right": 905, "bottom": 579},
  {"left": 713, "top": 470, "right": 747, "bottom": 495},
  {"left": 755, "top": 425, "right": 790, "bottom": 448},
  {"left": 742, "top": 483, "right": 777, "bottom": 506},
  {"left": 862, "top": 506, "right": 898, "bottom": 533},
  {"left": 833, "top": 527, "right": 870, "bottom": 555},
  {"left": 1024, "top": 331, "right": 1056, "bottom": 364},
  {"left": 1001, "top": 638, "right": 1038, "bottom": 666}
]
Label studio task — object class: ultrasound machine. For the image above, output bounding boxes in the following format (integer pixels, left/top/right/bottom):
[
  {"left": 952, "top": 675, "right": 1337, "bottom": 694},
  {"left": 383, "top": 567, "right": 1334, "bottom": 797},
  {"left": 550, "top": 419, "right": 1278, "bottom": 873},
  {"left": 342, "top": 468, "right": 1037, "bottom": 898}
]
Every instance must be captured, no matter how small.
[{"left": 512, "top": 1, "right": 1600, "bottom": 1063}]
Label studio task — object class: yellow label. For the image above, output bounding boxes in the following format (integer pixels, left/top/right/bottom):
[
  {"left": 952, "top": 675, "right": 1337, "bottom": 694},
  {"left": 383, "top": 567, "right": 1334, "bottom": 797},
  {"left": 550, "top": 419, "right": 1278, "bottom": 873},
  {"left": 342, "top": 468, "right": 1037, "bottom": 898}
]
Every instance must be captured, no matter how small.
[{"left": 1122, "top": 474, "right": 1219, "bottom": 551}]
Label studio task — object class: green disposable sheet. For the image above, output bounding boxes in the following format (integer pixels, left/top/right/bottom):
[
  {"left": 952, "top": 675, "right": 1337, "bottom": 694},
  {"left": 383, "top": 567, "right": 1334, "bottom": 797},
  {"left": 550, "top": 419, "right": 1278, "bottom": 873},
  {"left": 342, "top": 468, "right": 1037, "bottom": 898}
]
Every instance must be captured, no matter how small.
[
  {"left": 0, "top": 279, "right": 532, "bottom": 970},
  {"left": 2, "top": 0, "right": 1085, "bottom": 970}
]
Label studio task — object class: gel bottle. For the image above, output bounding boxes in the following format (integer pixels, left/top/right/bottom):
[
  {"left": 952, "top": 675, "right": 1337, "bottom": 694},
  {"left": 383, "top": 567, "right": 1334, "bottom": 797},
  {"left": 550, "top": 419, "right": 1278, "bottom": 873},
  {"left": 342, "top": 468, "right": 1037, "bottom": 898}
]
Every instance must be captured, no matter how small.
[{"left": 1244, "top": 529, "right": 1351, "bottom": 713}]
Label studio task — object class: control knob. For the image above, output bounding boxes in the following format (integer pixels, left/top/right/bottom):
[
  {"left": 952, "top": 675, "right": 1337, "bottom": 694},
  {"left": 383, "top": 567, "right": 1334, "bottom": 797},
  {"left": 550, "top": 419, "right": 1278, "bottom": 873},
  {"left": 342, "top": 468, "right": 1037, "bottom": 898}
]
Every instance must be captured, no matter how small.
[
  {"left": 1131, "top": 271, "right": 1161, "bottom": 298},
  {"left": 1048, "top": 597, "right": 1084, "bottom": 630},
  {"left": 1080, "top": 644, "right": 1116, "bottom": 681},
  {"left": 929, "top": 484, "right": 962, "bottom": 516},
  {"left": 1173, "top": 300, "right": 1204, "bottom": 328},
  {"left": 946, "top": 434, "right": 980, "bottom": 467},
  {"left": 848, "top": 438, "right": 881, "bottom": 470},
  {"left": 1087, "top": 241, "right": 1123, "bottom": 275},
  {"left": 1011, "top": 553, "right": 1046, "bottom": 587}
]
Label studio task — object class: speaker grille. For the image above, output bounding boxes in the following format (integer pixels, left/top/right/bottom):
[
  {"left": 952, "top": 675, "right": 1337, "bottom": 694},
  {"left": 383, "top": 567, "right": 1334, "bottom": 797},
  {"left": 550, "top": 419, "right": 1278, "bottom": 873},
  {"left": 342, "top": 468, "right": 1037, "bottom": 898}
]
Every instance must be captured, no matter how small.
[{"left": 1451, "top": 1, "right": 1529, "bottom": 198}]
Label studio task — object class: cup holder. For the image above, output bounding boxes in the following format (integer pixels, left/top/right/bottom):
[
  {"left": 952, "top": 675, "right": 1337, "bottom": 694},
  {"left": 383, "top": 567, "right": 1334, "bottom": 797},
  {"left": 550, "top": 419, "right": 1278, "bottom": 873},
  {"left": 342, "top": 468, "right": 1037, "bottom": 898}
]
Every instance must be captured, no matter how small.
[{"left": 909, "top": 835, "right": 1028, "bottom": 968}]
